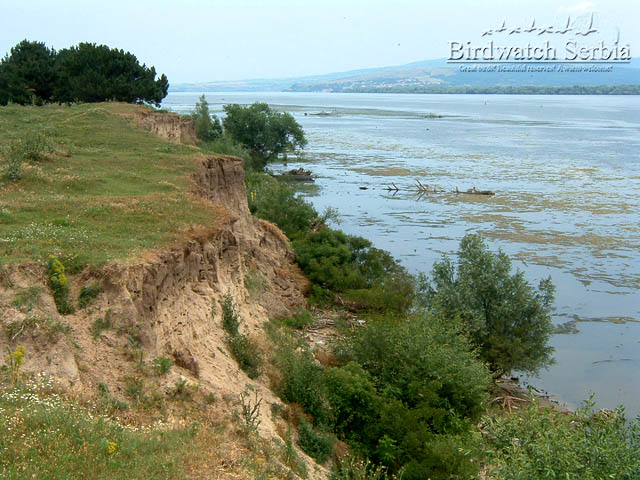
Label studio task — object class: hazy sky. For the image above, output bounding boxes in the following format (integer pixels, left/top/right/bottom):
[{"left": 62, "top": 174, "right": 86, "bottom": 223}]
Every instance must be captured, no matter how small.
[{"left": 1, "top": 0, "right": 638, "bottom": 83}]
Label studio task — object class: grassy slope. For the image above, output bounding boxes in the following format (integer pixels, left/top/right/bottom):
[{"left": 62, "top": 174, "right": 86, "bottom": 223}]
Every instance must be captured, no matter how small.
[
  {"left": 0, "top": 102, "right": 222, "bottom": 268},
  {"left": 0, "top": 376, "right": 306, "bottom": 479}
]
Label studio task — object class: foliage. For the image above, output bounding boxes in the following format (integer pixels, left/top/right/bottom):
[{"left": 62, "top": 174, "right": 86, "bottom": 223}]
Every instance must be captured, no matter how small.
[
  {"left": 245, "top": 170, "right": 318, "bottom": 238},
  {"left": 482, "top": 399, "right": 640, "bottom": 479},
  {"left": 221, "top": 293, "right": 240, "bottom": 335},
  {"left": 201, "top": 133, "right": 253, "bottom": 166},
  {"left": 332, "top": 314, "right": 489, "bottom": 479},
  {"left": 236, "top": 389, "right": 262, "bottom": 434},
  {"left": 297, "top": 419, "right": 334, "bottom": 464},
  {"left": 1, "top": 141, "right": 25, "bottom": 182},
  {"left": 191, "top": 95, "right": 222, "bottom": 142},
  {"left": 220, "top": 294, "right": 262, "bottom": 378},
  {"left": 293, "top": 229, "right": 414, "bottom": 310},
  {"left": 324, "top": 362, "right": 379, "bottom": 438},
  {"left": 227, "top": 333, "right": 263, "bottom": 379},
  {"left": 78, "top": 282, "right": 101, "bottom": 308},
  {"left": 4, "top": 345, "right": 26, "bottom": 384},
  {"left": 426, "top": 233, "right": 555, "bottom": 375},
  {"left": 274, "top": 343, "right": 331, "bottom": 426},
  {"left": 0, "top": 40, "right": 57, "bottom": 105},
  {"left": 331, "top": 456, "right": 399, "bottom": 480},
  {"left": 47, "top": 255, "right": 74, "bottom": 314},
  {"left": 151, "top": 356, "right": 173, "bottom": 375},
  {"left": 275, "top": 310, "right": 314, "bottom": 330},
  {"left": 223, "top": 102, "right": 307, "bottom": 166},
  {"left": 0, "top": 40, "right": 169, "bottom": 106}
]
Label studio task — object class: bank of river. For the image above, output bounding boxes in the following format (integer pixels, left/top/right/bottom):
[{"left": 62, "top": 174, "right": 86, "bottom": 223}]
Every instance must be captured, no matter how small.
[{"left": 165, "top": 92, "right": 640, "bottom": 418}]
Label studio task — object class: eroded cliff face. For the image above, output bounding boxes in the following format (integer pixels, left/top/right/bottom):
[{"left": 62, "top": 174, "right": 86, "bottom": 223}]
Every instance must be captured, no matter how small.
[
  {"left": 0, "top": 152, "right": 317, "bottom": 471},
  {"left": 134, "top": 109, "right": 198, "bottom": 144}
]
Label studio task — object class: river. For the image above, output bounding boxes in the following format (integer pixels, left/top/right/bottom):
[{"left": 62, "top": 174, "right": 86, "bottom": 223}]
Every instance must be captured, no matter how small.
[{"left": 164, "top": 91, "right": 640, "bottom": 418}]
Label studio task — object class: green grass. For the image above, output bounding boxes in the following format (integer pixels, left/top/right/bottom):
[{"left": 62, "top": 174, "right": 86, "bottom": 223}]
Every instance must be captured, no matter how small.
[
  {"left": 0, "top": 103, "right": 223, "bottom": 267},
  {"left": 0, "top": 380, "right": 197, "bottom": 479}
]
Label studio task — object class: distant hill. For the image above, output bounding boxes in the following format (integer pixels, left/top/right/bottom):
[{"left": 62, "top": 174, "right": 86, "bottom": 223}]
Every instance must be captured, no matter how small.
[{"left": 170, "top": 58, "right": 640, "bottom": 93}]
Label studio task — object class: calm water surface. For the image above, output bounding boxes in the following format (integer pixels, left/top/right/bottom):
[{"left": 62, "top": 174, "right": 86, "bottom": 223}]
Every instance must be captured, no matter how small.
[{"left": 165, "top": 92, "right": 640, "bottom": 417}]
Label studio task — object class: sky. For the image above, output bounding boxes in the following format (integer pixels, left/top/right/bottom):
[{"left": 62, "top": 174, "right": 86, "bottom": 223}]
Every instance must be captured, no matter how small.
[{"left": 1, "top": 0, "right": 638, "bottom": 83}]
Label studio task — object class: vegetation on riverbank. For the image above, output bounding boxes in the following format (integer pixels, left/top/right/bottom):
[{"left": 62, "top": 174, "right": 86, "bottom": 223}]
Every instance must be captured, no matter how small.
[{"left": 1, "top": 100, "right": 639, "bottom": 479}]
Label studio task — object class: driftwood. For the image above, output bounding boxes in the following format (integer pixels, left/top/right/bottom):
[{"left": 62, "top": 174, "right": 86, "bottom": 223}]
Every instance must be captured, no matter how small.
[{"left": 385, "top": 180, "right": 495, "bottom": 196}]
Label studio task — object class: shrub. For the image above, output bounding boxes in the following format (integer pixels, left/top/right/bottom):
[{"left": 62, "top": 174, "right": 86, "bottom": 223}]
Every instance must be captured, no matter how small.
[
  {"left": 46, "top": 255, "right": 74, "bottom": 314},
  {"left": 220, "top": 293, "right": 239, "bottom": 335},
  {"left": 426, "top": 233, "right": 555, "bottom": 375},
  {"left": 332, "top": 314, "right": 490, "bottom": 478},
  {"left": 275, "top": 310, "right": 314, "bottom": 330},
  {"left": 223, "top": 102, "right": 307, "bottom": 167},
  {"left": 203, "top": 133, "right": 252, "bottom": 162},
  {"left": 21, "top": 132, "right": 54, "bottom": 161},
  {"left": 228, "top": 333, "right": 262, "bottom": 379},
  {"left": 331, "top": 456, "right": 398, "bottom": 480},
  {"left": 297, "top": 420, "right": 334, "bottom": 464},
  {"left": 191, "top": 95, "right": 222, "bottom": 142},
  {"left": 246, "top": 171, "right": 318, "bottom": 238},
  {"left": 293, "top": 229, "right": 415, "bottom": 307},
  {"left": 78, "top": 282, "right": 101, "bottom": 309},
  {"left": 274, "top": 345, "right": 330, "bottom": 426},
  {"left": 244, "top": 269, "right": 267, "bottom": 299},
  {"left": 324, "top": 362, "right": 379, "bottom": 438},
  {"left": 1, "top": 141, "right": 25, "bottom": 182},
  {"left": 151, "top": 356, "right": 173, "bottom": 375},
  {"left": 236, "top": 390, "right": 262, "bottom": 434},
  {"left": 482, "top": 399, "right": 640, "bottom": 479}
]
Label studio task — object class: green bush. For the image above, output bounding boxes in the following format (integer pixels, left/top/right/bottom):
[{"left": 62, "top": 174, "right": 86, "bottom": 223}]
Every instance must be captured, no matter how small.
[
  {"left": 223, "top": 102, "right": 306, "bottom": 167},
  {"left": 324, "top": 362, "right": 379, "bottom": 438},
  {"left": 151, "top": 356, "right": 173, "bottom": 375},
  {"left": 1, "top": 141, "right": 25, "bottom": 182},
  {"left": 46, "top": 255, "right": 74, "bottom": 314},
  {"left": 332, "top": 314, "right": 490, "bottom": 479},
  {"left": 274, "top": 344, "right": 330, "bottom": 426},
  {"left": 426, "top": 233, "right": 555, "bottom": 375},
  {"left": 221, "top": 293, "right": 239, "bottom": 335},
  {"left": 331, "top": 456, "right": 398, "bottom": 480},
  {"left": 482, "top": 399, "right": 640, "bottom": 479},
  {"left": 275, "top": 310, "right": 314, "bottom": 329},
  {"left": 293, "top": 229, "right": 415, "bottom": 308},
  {"left": 297, "top": 420, "right": 334, "bottom": 464},
  {"left": 246, "top": 171, "right": 318, "bottom": 238},
  {"left": 191, "top": 95, "right": 222, "bottom": 142},
  {"left": 228, "top": 333, "right": 262, "bottom": 379},
  {"left": 202, "top": 133, "right": 253, "bottom": 166}
]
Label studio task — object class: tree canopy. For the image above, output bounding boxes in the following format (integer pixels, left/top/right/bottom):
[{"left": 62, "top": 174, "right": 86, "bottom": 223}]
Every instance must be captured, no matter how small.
[
  {"left": 425, "top": 233, "right": 555, "bottom": 376},
  {"left": 0, "top": 40, "right": 169, "bottom": 106},
  {"left": 222, "top": 102, "right": 306, "bottom": 166}
]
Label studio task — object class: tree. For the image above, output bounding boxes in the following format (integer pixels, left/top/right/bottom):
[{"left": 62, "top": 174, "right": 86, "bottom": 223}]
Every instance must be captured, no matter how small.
[
  {"left": 222, "top": 102, "right": 306, "bottom": 166},
  {"left": 426, "top": 234, "right": 555, "bottom": 376},
  {"left": 53, "top": 43, "right": 169, "bottom": 106},
  {"left": 0, "top": 40, "right": 57, "bottom": 105},
  {"left": 190, "top": 95, "right": 222, "bottom": 142}
]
